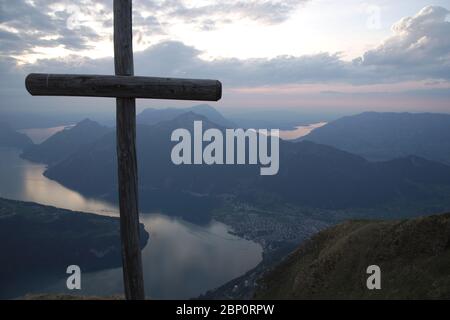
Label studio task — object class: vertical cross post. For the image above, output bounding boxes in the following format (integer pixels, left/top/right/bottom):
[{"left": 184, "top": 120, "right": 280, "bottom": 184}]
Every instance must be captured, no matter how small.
[
  {"left": 25, "top": 0, "right": 221, "bottom": 301},
  {"left": 114, "top": 0, "right": 145, "bottom": 300}
]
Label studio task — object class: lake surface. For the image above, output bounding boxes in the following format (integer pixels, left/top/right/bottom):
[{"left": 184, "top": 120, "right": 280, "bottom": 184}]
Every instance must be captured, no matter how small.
[
  {"left": 18, "top": 125, "right": 75, "bottom": 144},
  {"left": 279, "top": 122, "right": 327, "bottom": 140},
  {"left": 0, "top": 148, "right": 262, "bottom": 299}
]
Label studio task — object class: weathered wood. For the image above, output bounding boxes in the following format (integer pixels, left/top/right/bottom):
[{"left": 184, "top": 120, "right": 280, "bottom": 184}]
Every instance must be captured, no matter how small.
[
  {"left": 114, "top": 0, "right": 145, "bottom": 300},
  {"left": 25, "top": 74, "right": 222, "bottom": 101},
  {"left": 24, "top": 0, "right": 223, "bottom": 302}
]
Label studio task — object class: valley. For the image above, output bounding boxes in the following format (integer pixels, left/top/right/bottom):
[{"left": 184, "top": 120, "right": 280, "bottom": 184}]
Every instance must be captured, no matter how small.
[
  {"left": 2, "top": 106, "right": 450, "bottom": 299},
  {"left": 0, "top": 147, "right": 263, "bottom": 299}
]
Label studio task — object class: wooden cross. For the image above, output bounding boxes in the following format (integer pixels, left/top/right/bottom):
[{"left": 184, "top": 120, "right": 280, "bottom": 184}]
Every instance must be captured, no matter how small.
[{"left": 25, "top": 0, "right": 221, "bottom": 300}]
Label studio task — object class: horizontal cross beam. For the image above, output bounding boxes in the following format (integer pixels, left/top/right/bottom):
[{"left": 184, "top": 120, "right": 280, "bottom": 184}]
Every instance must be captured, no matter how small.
[{"left": 25, "top": 73, "right": 222, "bottom": 101}]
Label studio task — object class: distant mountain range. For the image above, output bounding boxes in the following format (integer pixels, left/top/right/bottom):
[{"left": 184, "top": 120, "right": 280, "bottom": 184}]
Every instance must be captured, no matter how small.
[
  {"left": 5, "top": 107, "right": 450, "bottom": 300},
  {"left": 0, "top": 197, "right": 148, "bottom": 299},
  {"left": 255, "top": 212, "right": 450, "bottom": 299},
  {"left": 21, "top": 119, "right": 111, "bottom": 165},
  {"left": 0, "top": 122, "right": 33, "bottom": 149},
  {"left": 137, "top": 104, "right": 235, "bottom": 128},
  {"left": 301, "top": 112, "right": 450, "bottom": 165},
  {"left": 36, "top": 112, "right": 450, "bottom": 214},
  {"left": 228, "top": 110, "right": 338, "bottom": 130}
]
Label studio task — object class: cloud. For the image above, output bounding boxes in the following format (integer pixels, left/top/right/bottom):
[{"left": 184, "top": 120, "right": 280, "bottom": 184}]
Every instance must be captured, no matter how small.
[
  {"left": 362, "top": 5, "right": 450, "bottom": 82},
  {"left": 11, "top": 41, "right": 350, "bottom": 87},
  {"left": 0, "top": 0, "right": 106, "bottom": 56},
  {"left": 1, "top": 4, "right": 450, "bottom": 106},
  {"left": 154, "top": 0, "right": 306, "bottom": 25},
  {"left": 129, "top": 42, "right": 353, "bottom": 86},
  {"left": 0, "top": 0, "right": 307, "bottom": 60}
]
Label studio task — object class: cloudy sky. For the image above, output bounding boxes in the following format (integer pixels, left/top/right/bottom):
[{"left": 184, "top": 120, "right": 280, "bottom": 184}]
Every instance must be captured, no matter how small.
[{"left": 0, "top": 0, "right": 449, "bottom": 118}]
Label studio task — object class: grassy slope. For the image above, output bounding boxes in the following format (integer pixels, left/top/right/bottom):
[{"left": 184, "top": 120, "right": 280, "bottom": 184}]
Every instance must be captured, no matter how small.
[{"left": 255, "top": 213, "right": 450, "bottom": 299}]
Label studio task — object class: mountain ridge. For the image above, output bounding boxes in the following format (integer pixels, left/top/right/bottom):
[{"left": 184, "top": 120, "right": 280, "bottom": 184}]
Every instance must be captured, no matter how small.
[
  {"left": 300, "top": 112, "right": 450, "bottom": 165},
  {"left": 42, "top": 114, "right": 450, "bottom": 213},
  {"left": 0, "top": 122, "right": 33, "bottom": 149},
  {"left": 255, "top": 212, "right": 450, "bottom": 299},
  {"left": 137, "top": 104, "right": 235, "bottom": 128},
  {"left": 21, "top": 118, "right": 111, "bottom": 165}
]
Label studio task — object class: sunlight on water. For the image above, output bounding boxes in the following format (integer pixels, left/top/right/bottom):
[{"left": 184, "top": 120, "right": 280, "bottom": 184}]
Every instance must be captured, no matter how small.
[
  {"left": 0, "top": 148, "right": 118, "bottom": 216},
  {"left": 42, "top": 214, "right": 262, "bottom": 299},
  {"left": 279, "top": 122, "right": 327, "bottom": 140},
  {"left": 18, "top": 125, "right": 75, "bottom": 144},
  {"left": 0, "top": 148, "right": 262, "bottom": 299}
]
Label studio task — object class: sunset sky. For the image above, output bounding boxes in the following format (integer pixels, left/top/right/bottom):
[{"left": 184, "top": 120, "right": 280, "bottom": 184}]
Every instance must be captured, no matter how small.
[{"left": 0, "top": 0, "right": 449, "bottom": 116}]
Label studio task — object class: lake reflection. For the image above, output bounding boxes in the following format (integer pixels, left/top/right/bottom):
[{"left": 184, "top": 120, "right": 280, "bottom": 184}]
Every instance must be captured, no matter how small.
[
  {"left": 0, "top": 148, "right": 262, "bottom": 299},
  {"left": 279, "top": 122, "right": 327, "bottom": 140},
  {"left": 18, "top": 125, "right": 75, "bottom": 144},
  {"left": 0, "top": 148, "right": 118, "bottom": 216},
  {"left": 43, "top": 214, "right": 261, "bottom": 299}
]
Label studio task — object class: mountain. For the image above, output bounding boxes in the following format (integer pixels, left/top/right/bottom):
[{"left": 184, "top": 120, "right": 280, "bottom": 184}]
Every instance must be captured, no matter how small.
[
  {"left": 21, "top": 119, "right": 111, "bottom": 165},
  {"left": 255, "top": 212, "right": 450, "bottom": 299},
  {"left": 137, "top": 104, "right": 235, "bottom": 128},
  {"left": 43, "top": 114, "right": 450, "bottom": 212},
  {"left": 262, "top": 142, "right": 450, "bottom": 209},
  {"left": 300, "top": 112, "right": 450, "bottom": 164},
  {"left": 44, "top": 113, "right": 240, "bottom": 219},
  {"left": 0, "top": 197, "right": 148, "bottom": 299},
  {"left": 228, "top": 110, "right": 337, "bottom": 130},
  {"left": 0, "top": 122, "right": 33, "bottom": 149}
]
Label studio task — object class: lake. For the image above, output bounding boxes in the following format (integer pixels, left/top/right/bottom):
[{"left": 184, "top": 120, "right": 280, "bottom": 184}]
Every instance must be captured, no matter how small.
[
  {"left": 279, "top": 122, "right": 327, "bottom": 140},
  {"left": 0, "top": 148, "right": 262, "bottom": 299},
  {"left": 18, "top": 125, "right": 75, "bottom": 144}
]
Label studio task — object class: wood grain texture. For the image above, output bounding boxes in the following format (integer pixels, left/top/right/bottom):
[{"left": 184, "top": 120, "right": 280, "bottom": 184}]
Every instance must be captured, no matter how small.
[
  {"left": 24, "top": 0, "right": 223, "bottom": 303},
  {"left": 25, "top": 74, "right": 222, "bottom": 101},
  {"left": 114, "top": 0, "right": 145, "bottom": 300}
]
